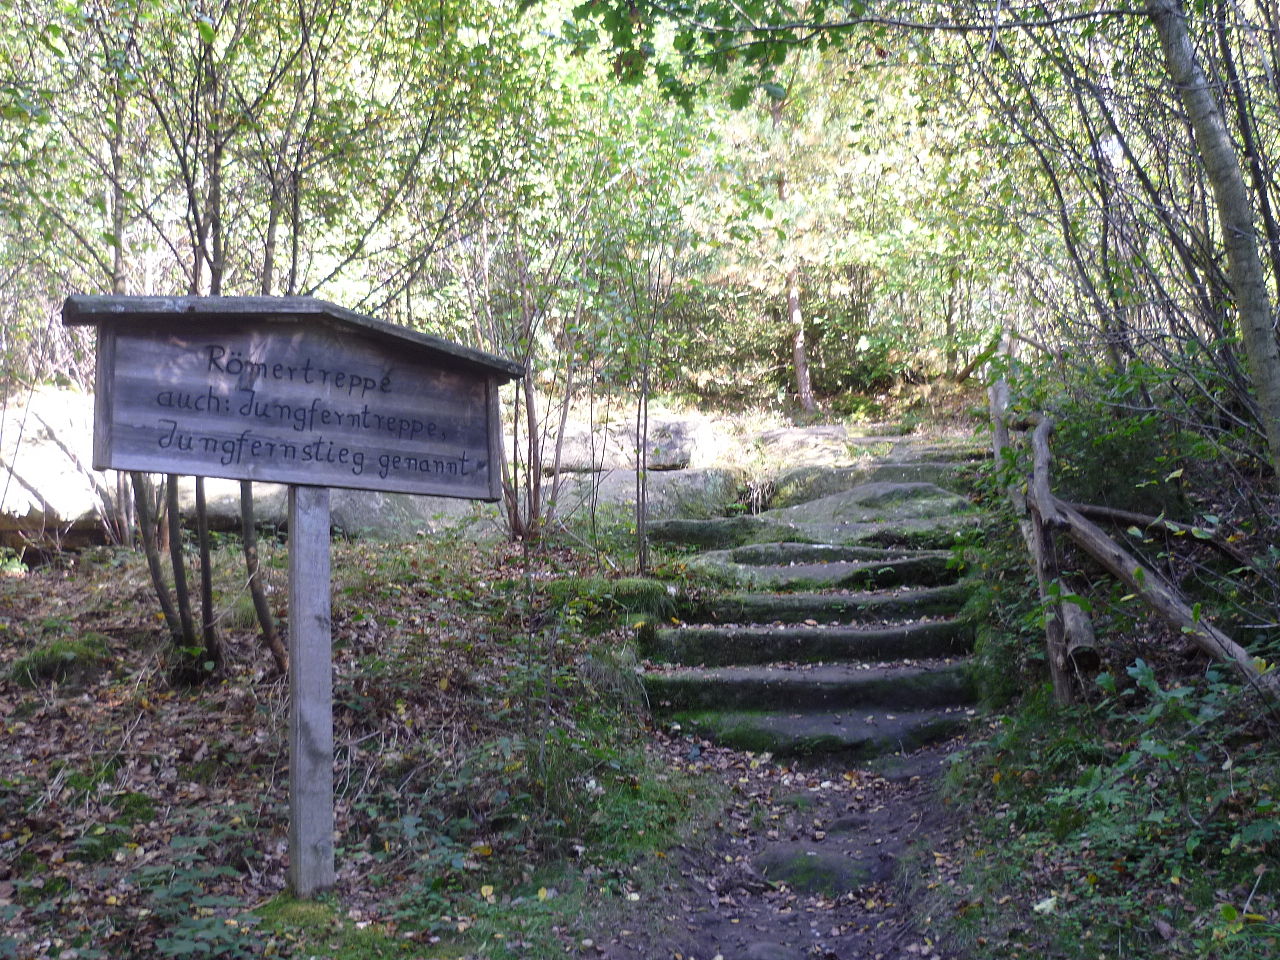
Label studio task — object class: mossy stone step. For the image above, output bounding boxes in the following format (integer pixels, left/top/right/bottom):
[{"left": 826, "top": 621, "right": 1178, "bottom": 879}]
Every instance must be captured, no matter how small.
[
  {"left": 770, "top": 462, "right": 975, "bottom": 509},
  {"left": 644, "top": 661, "right": 974, "bottom": 712},
  {"left": 690, "top": 583, "right": 970, "bottom": 624},
  {"left": 672, "top": 706, "right": 973, "bottom": 759},
  {"left": 687, "top": 550, "right": 955, "bottom": 591},
  {"left": 649, "top": 514, "right": 981, "bottom": 551},
  {"left": 720, "top": 542, "right": 940, "bottom": 565},
  {"left": 645, "top": 618, "right": 972, "bottom": 667}
]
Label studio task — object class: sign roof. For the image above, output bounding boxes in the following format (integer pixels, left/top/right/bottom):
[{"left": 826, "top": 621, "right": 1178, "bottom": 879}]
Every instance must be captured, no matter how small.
[{"left": 63, "top": 295, "right": 524, "bottom": 382}]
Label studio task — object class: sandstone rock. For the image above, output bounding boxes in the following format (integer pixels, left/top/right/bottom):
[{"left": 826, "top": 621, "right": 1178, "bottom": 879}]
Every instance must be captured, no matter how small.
[
  {"left": 0, "top": 387, "right": 122, "bottom": 548},
  {"left": 768, "top": 482, "right": 972, "bottom": 525},
  {"left": 753, "top": 424, "right": 857, "bottom": 467},
  {"left": 174, "top": 477, "right": 502, "bottom": 540},
  {"left": 541, "top": 411, "right": 729, "bottom": 474},
  {"left": 770, "top": 462, "right": 969, "bottom": 508},
  {"left": 554, "top": 467, "right": 744, "bottom": 523},
  {"left": 754, "top": 842, "right": 887, "bottom": 895}
]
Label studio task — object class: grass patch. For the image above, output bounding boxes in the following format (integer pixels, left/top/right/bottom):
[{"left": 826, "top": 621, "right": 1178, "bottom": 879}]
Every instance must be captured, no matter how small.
[
  {"left": 10, "top": 632, "right": 111, "bottom": 686},
  {"left": 257, "top": 897, "right": 426, "bottom": 958}
]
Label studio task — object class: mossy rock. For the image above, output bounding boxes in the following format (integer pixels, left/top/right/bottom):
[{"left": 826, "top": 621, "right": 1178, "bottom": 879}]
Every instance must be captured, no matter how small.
[
  {"left": 11, "top": 633, "right": 112, "bottom": 687},
  {"left": 545, "top": 575, "right": 674, "bottom": 621},
  {"left": 768, "top": 482, "right": 971, "bottom": 525},
  {"left": 754, "top": 843, "right": 885, "bottom": 895},
  {"left": 648, "top": 515, "right": 801, "bottom": 550}
]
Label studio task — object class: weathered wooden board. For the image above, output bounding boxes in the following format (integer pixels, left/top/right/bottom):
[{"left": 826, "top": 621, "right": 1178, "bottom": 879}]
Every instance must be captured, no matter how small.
[{"left": 93, "top": 319, "right": 501, "bottom": 499}]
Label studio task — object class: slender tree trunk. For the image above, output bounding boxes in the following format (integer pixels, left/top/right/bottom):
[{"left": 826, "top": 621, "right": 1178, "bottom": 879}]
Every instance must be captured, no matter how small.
[
  {"left": 635, "top": 367, "right": 650, "bottom": 575},
  {"left": 242, "top": 480, "right": 286, "bottom": 674},
  {"left": 166, "top": 475, "right": 196, "bottom": 647},
  {"left": 133, "top": 473, "right": 181, "bottom": 639},
  {"left": 107, "top": 78, "right": 134, "bottom": 546},
  {"left": 242, "top": 191, "right": 286, "bottom": 673},
  {"left": 194, "top": 477, "right": 221, "bottom": 669},
  {"left": 1148, "top": 0, "right": 1280, "bottom": 483},
  {"left": 787, "top": 267, "right": 817, "bottom": 413},
  {"left": 944, "top": 264, "right": 959, "bottom": 378}
]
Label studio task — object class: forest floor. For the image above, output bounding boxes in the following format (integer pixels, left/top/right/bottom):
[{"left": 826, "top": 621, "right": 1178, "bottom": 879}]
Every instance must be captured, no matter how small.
[{"left": 0, "top": 535, "right": 974, "bottom": 960}]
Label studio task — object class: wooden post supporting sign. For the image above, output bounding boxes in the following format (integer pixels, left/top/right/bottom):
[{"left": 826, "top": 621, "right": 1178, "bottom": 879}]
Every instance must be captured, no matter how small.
[
  {"left": 287, "top": 485, "right": 334, "bottom": 896},
  {"left": 64, "top": 296, "right": 522, "bottom": 896}
]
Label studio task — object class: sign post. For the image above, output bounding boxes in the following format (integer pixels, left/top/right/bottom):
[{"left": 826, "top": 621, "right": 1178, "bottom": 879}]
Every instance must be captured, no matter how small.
[
  {"left": 64, "top": 295, "right": 522, "bottom": 896},
  {"left": 287, "top": 484, "right": 333, "bottom": 896}
]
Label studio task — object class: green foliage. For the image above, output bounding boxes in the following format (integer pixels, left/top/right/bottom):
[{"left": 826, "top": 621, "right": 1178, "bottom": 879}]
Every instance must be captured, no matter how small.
[
  {"left": 0, "top": 547, "right": 26, "bottom": 575},
  {"left": 132, "top": 812, "right": 265, "bottom": 958},
  {"left": 936, "top": 668, "right": 1280, "bottom": 959},
  {"left": 544, "top": 575, "right": 674, "bottom": 629},
  {"left": 10, "top": 632, "right": 111, "bottom": 686}
]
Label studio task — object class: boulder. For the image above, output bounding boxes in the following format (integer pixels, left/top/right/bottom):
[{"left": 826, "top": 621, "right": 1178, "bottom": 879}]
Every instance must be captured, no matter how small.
[
  {"left": 541, "top": 421, "right": 632, "bottom": 473},
  {"left": 752, "top": 425, "right": 904, "bottom": 468},
  {"left": 541, "top": 411, "right": 729, "bottom": 474},
  {"left": 753, "top": 424, "right": 855, "bottom": 467},
  {"left": 0, "top": 387, "right": 121, "bottom": 548},
  {"left": 174, "top": 477, "right": 502, "bottom": 540},
  {"left": 554, "top": 467, "right": 744, "bottom": 523},
  {"left": 644, "top": 418, "right": 694, "bottom": 470}
]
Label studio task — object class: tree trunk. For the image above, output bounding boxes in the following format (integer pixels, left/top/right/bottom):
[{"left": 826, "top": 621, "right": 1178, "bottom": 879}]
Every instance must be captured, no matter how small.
[
  {"left": 1148, "top": 0, "right": 1280, "bottom": 483},
  {"left": 132, "top": 473, "right": 181, "bottom": 640},
  {"left": 166, "top": 475, "right": 196, "bottom": 648},
  {"left": 787, "top": 266, "right": 817, "bottom": 413},
  {"left": 242, "top": 480, "right": 286, "bottom": 674},
  {"left": 245, "top": 195, "right": 286, "bottom": 673},
  {"left": 194, "top": 477, "right": 221, "bottom": 670}
]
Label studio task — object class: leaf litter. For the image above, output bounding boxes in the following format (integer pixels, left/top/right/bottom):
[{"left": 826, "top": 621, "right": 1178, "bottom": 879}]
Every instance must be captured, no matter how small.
[{"left": 0, "top": 539, "right": 972, "bottom": 959}]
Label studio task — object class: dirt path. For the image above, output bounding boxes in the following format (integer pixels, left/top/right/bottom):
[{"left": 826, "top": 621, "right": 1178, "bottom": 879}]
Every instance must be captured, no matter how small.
[{"left": 590, "top": 732, "right": 964, "bottom": 960}]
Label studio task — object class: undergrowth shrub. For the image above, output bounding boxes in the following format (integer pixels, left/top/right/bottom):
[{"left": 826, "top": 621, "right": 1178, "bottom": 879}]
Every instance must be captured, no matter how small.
[{"left": 938, "top": 667, "right": 1280, "bottom": 959}]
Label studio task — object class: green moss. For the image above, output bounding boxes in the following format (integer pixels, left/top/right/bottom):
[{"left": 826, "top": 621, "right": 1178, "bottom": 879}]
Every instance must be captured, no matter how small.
[
  {"left": 545, "top": 575, "right": 675, "bottom": 623},
  {"left": 11, "top": 633, "right": 112, "bottom": 687},
  {"left": 111, "top": 790, "right": 157, "bottom": 824}
]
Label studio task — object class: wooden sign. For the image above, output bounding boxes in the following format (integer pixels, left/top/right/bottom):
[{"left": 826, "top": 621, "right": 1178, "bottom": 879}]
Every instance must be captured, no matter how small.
[
  {"left": 64, "top": 296, "right": 522, "bottom": 898},
  {"left": 64, "top": 296, "right": 523, "bottom": 500}
]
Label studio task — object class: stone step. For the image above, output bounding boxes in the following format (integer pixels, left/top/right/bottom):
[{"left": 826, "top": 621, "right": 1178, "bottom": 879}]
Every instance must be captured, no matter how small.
[
  {"left": 721, "top": 541, "right": 947, "bottom": 565},
  {"left": 645, "top": 618, "right": 972, "bottom": 667},
  {"left": 672, "top": 706, "right": 974, "bottom": 760},
  {"left": 644, "top": 660, "right": 974, "bottom": 713},
  {"left": 689, "top": 583, "right": 970, "bottom": 624},
  {"left": 770, "top": 462, "right": 974, "bottom": 509},
  {"left": 687, "top": 550, "right": 956, "bottom": 591},
  {"left": 649, "top": 513, "right": 981, "bottom": 551}
]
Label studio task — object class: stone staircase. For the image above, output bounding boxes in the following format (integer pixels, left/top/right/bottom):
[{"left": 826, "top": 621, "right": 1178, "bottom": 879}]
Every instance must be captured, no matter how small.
[{"left": 640, "top": 443, "right": 983, "bottom": 761}]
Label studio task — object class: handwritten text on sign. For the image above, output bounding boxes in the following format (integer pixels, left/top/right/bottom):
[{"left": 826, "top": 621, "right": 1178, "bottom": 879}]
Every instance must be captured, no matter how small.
[{"left": 100, "top": 322, "right": 498, "bottom": 498}]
